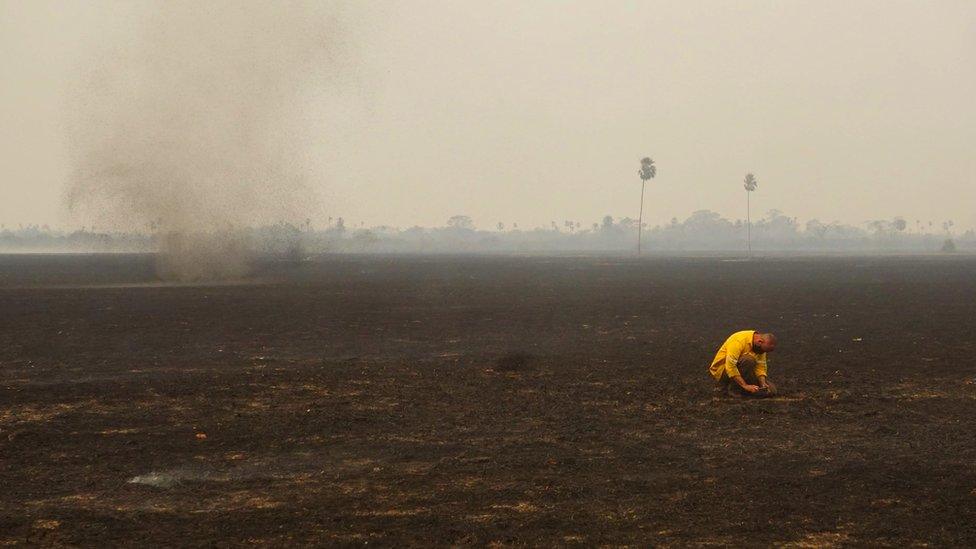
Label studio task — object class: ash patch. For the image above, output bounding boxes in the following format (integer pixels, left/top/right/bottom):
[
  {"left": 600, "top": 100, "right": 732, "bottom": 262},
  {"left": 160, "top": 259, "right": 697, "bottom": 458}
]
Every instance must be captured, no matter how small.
[
  {"left": 128, "top": 472, "right": 183, "bottom": 489},
  {"left": 127, "top": 466, "right": 221, "bottom": 488}
]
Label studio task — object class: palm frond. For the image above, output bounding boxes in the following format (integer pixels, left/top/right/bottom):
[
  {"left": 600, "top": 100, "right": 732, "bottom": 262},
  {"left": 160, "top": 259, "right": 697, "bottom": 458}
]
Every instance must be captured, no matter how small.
[
  {"left": 639, "top": 157, "right": 656, "bottom": 181},
  {"left": 743, "top": 173, "right": 758, "bottom": 191}
]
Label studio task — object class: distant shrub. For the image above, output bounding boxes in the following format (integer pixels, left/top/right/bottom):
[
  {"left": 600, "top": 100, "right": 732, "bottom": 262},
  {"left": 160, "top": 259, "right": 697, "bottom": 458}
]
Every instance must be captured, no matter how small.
[{"left": 941, "top": 239, "right": 956, "bottom": 253}]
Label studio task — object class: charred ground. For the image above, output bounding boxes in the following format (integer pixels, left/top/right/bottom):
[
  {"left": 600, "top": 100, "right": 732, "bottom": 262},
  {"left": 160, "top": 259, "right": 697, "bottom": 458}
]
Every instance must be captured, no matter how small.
[{"left": 1, "top": 254, "right": 975, "bottom": 546}]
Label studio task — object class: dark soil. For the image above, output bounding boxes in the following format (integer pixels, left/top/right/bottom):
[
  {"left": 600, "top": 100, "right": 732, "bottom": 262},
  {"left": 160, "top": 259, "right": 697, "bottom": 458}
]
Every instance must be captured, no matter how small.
[{"left": 1, "top": 254, "right": 975, "bottom": 546}]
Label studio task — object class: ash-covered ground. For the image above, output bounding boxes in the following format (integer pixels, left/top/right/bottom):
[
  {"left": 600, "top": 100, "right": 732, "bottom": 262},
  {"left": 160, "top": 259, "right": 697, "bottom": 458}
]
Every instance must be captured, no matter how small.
[{"left": 1, "top": 254, "right": 974, "bottom": 546}]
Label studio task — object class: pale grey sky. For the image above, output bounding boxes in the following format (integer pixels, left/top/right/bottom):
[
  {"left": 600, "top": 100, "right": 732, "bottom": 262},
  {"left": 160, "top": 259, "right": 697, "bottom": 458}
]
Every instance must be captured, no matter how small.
[{"left": 2, "top": 0, "right": 974, "bottom": 231}]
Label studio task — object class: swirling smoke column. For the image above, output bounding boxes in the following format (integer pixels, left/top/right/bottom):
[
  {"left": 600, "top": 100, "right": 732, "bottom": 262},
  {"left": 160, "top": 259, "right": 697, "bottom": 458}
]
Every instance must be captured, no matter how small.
[{"left": 66, "top": 1, "right": 338, "bottom": 280}]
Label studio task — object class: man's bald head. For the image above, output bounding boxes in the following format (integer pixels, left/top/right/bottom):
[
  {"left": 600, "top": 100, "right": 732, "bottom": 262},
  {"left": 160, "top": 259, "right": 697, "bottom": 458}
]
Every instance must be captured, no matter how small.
[{"left": 753, "top": 332, "right": 777, "bottom": 353}]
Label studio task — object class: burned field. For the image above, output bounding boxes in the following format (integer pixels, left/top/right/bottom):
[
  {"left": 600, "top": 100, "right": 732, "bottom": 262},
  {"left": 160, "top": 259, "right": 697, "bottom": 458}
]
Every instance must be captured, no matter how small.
[{"left": 1, "top": 254, "right": 975, "bottom": 546}]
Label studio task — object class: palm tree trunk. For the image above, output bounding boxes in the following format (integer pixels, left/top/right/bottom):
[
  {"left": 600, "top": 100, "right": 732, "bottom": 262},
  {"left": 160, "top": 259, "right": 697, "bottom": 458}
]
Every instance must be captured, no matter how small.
[
  {"left": 638, "top": 180, "right": 645, "bottom": 255},
  {"left": 746, "top": 191, "right": 751, "bottom": 257}
]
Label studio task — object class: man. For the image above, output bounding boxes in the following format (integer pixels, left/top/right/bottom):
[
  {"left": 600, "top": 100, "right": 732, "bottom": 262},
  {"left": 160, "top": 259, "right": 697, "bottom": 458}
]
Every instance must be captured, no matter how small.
[{"left": 709, "top": 330, "right": 777, "bottom": 397}]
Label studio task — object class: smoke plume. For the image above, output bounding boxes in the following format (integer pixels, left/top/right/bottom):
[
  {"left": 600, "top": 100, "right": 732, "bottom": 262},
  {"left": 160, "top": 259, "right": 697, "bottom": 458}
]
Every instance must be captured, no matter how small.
[{"left": 66, "top": 1, "right": 337, "bottom": 280}]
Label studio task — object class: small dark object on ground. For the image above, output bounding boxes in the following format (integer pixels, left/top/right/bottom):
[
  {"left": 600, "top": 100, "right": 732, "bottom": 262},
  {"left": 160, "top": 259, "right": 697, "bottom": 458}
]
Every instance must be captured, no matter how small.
[{"left": 495, "top": 351, "right": 534, "bottom": 371}]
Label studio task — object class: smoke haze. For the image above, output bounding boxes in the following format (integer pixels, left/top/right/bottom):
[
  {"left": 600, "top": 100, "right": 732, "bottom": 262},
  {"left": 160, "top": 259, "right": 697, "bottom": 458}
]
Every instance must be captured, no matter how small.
[
  {"left": 65, "top": 1, "right": 338, "bottom": 279},
  {"left": 2, "top": 1, "right": 975, "bottom": 242}
]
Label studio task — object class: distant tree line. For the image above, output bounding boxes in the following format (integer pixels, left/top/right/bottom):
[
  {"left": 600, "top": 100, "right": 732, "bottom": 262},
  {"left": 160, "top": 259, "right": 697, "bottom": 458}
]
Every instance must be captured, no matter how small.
[{"left": 1, "top": 212, "right": 970, "bottom": 255}]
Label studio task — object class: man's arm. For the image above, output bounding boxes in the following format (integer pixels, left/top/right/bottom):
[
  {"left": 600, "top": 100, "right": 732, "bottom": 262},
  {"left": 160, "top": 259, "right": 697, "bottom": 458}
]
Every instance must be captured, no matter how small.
[{"left": 756, "top": 355, "right": 769, "bottom": 387}]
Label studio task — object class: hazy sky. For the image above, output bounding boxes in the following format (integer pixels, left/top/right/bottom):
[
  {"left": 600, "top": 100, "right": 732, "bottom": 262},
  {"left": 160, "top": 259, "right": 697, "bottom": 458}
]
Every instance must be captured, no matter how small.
[{"left": 2, "top": 0, "right": 974, "bottom": 231}]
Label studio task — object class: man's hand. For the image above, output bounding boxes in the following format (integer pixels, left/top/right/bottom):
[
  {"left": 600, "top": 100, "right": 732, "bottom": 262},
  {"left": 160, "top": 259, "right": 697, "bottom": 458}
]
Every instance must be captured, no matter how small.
[{"left": 732, "top": 375, "right": 760, "bottom": 394}]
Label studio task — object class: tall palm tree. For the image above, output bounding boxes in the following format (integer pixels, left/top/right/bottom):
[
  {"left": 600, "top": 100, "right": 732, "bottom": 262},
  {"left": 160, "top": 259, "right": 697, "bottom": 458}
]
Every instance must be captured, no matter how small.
[
  {"left": 637, "top": 157, "right": 656, "bottom": 255},
  {"left": 743, "top": 173, "right": 758, "bottom": 256}
]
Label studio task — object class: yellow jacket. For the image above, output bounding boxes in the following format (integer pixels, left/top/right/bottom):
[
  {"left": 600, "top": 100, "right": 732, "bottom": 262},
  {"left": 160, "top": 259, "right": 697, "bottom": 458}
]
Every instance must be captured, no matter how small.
[{"left": 708, "top": 329, "right": 768, "bottom": 380}]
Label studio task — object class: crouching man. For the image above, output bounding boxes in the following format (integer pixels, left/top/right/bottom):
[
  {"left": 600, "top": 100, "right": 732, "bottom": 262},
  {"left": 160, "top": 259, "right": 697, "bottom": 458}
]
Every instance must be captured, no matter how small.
[{"left": 708, "top": 330, "right": 777, "bottom": 397}]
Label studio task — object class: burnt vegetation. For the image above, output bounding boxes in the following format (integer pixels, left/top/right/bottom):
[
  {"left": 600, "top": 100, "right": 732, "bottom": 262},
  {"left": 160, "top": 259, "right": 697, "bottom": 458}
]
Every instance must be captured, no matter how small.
[{"left": 2, "top": 255, "right": 975, "bottom": 545}]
